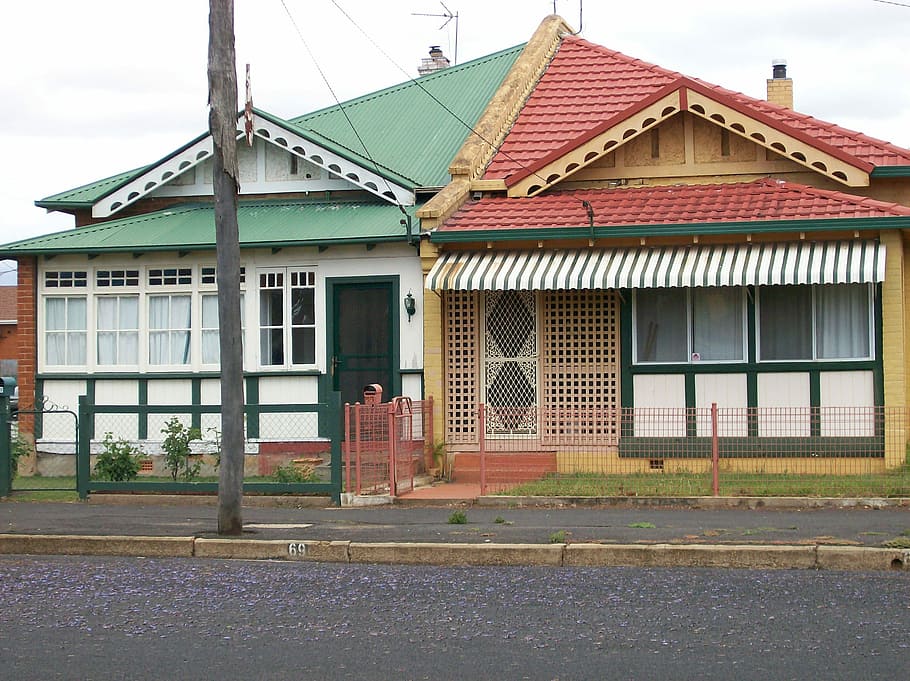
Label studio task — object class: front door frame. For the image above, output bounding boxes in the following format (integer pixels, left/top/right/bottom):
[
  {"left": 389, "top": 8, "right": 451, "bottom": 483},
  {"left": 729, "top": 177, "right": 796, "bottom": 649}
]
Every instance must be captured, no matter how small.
[{"left": 325, "top": 276, "right": 401, "bottom": 404}]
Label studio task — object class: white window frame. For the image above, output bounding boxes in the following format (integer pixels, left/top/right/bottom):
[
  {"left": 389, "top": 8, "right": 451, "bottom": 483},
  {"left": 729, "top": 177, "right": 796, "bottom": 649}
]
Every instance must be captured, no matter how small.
[
  {"left": 96, "top": 294, "right": 140, "bottom": 367},
  {"left": 257, "top": 267, "right": 318, "bottom": 370},
  {"left": 148, "top": 293, "right": 192, "bottom": 366},
  {"left": 44, "top": 295, "right": 88, "bottom": 367}
]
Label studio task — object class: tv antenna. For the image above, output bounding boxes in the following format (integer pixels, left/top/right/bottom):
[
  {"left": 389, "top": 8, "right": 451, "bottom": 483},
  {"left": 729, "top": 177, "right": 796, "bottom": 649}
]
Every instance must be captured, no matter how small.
[{"left": 412, "top": 2, "right": 459, "bottom": 64}]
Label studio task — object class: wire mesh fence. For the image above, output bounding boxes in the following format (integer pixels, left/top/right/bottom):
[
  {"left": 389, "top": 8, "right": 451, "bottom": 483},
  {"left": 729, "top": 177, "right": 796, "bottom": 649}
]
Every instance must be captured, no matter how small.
[
  {"left": 466, "top": 405, "right": 910, "bottom": 497},
  {"left": 344, "top": 397, "right": 433, "bottom": 495}
]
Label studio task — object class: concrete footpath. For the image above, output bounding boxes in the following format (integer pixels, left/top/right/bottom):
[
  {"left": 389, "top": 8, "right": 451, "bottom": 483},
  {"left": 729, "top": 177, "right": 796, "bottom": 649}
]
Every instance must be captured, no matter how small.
[{"left": 1, "top": 495, "right": 909, "bottom": 571}]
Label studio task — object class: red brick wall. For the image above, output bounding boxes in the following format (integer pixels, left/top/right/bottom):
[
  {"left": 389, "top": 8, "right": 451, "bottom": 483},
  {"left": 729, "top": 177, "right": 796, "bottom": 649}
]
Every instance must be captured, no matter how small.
[{"left": 17, "top": 257, "right": 37, "bottom": 433}]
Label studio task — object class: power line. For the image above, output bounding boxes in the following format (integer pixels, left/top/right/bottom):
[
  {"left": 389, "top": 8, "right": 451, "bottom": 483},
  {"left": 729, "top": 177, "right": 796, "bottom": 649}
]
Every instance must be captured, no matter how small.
[
  {"left": 278, "top": 0, "right": 410, "bottom": 224},
  {"left": 328, "top": 0, "right": 550, "bottom": 187},
  {"left": 871, "top": 0, "right": 910, "bottom": 8}
]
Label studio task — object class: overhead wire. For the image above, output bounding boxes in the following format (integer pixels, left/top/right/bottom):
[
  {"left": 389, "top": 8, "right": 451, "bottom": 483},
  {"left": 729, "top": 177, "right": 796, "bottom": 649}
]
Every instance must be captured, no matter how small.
[
  {"left": 327, "top": 0, "right": 551, "bottom": 187},
  {"left": 277, "top": 0, "right": 412, "bottom": 226}
]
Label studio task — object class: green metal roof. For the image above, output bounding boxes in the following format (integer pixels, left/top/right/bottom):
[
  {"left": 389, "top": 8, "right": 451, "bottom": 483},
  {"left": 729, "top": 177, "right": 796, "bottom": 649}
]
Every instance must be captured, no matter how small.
[
  {"left": 292, "top": 44, "right": 525, "bottom": 188},
  {"left": 36, "top": 44, "right": 524, "bottom": 210},
  {"left": 36, "top": 166, "right": 149, "bottom": 209},
  {"left": 3, "top": 199, "right": 418, "bottom": 257}
]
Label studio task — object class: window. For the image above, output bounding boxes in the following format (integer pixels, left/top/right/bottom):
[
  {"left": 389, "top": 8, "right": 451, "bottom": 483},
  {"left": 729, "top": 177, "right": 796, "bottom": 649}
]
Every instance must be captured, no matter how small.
[
  {"left": 635, "top": 287, "right": 745, "bottom": 363},
  {"left": 759, "top": 284, "right": 872, "bottom": 361},
  {"left": 259, "top": 269, "right": 316, "bottom": 367},
  {"left": 96, "top": 269, "right": 139, "bottom": 287},
  {"left": 45, "top": 297, "right": 87, "bottom": 365},
  {"left": 45, "top": 271, "right": 87, "bottom": 288},
  {"left": 201, "top": 293, "right": 244, "bottom": 365},
  {"left": 148, "top": 267, "right": 192, "bottom": 286},
  {"left": 97, "top": 296, "right": 138, "bottom": 365},
  {"left": 201, "top": 265, "right": 245, "bottom": 285},
  {"left": 148, "top": 295, "right": 191, "bottom": 365}
]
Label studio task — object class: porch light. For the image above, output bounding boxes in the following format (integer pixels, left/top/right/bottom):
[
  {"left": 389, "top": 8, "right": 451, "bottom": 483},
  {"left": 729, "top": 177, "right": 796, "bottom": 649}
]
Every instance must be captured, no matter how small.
[{"left": 404, "top": 291, "right": 416, "bottom": 322}]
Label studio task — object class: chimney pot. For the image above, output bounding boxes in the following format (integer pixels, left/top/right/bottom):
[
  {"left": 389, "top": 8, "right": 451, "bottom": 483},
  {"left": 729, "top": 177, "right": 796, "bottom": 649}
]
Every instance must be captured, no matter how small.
[{"left": 772, "top": 59, "right": 788, "bottom": 80}]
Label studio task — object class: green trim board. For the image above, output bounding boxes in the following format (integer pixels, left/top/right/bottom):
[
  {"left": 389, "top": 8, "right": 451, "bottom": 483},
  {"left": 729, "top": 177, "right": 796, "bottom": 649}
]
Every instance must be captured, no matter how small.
[
  {"left": 618, "top": 436, "right": 884, "bottom": 459},
  {"left": 430, "top": 216, "right": 910, "bottom": 243},
  {"left": 871, "top": 166, "right": 910, "bottom": 178}
]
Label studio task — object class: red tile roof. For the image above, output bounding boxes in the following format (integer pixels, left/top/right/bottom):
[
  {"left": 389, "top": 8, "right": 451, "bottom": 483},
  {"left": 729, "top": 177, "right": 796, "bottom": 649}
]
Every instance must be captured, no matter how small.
[
  {"left": 439, "top": 179, "right": 910, "bottom": 233},
  {"left": 484, "top": 36, "right": 910, "bottom": 179}
]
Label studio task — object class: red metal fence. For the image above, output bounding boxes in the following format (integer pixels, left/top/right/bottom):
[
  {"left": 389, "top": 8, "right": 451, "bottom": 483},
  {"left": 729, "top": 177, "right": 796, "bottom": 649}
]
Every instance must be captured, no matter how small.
[
  {"left": 465, "top": 405, "right": 910, "bottom": 497},
  {"left": 343, "top": 397, "right": 433, "bottom": 496}
]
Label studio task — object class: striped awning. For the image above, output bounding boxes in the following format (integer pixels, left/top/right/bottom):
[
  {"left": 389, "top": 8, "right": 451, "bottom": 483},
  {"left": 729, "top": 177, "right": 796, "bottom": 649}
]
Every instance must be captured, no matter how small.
[{"left": 425, "top": 241, "right": 886, "bottom": 290}]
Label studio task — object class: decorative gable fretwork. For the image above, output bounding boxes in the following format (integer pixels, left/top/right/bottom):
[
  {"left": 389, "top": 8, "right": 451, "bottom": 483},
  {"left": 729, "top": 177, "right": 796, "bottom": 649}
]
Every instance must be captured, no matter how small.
[
  {"left": 683, "top": 89, "right": 870, "bottom": 188},
  {"left": 505, "top": 82, "right": 873, "bottom": 198},
  {"left": 507, "top": 91, "right": 683, "bottom": 198},
  {"left": 93, "top": 114, "right": 415, "bottom": 218}
]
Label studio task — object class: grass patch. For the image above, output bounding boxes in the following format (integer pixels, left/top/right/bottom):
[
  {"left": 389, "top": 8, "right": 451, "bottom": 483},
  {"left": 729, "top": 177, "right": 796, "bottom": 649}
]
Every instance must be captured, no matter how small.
[
  {"left": 8, "top": 490, "right": 80, "bottom": 502},
  {"left": 499, "top": 470, "right": 910, "bottom": 498},
  {"left": 549, "top": 530, "right": 567, "bottom": 543},
  {"left": 882, "top": 536, "right": 910, "bottom": 549},
  {"left": 628, "top": 521, "right": 656, "bottom": 529}
]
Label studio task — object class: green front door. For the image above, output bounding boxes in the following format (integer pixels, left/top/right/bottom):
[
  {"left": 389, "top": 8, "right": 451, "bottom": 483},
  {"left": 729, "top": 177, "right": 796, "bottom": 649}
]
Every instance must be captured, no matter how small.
[{"left": 331, "top": 281, "right": 395, "bottom": 406}]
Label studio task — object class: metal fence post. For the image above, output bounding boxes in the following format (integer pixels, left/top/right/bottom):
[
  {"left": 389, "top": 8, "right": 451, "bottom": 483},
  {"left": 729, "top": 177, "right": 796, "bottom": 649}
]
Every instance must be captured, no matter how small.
[
  {"left": 478, "top": 404, "right": 486, "bottom": 496},
  {"left": 0, "top": 395, "right": 10, "bottom": 497},
  {"left": 328, "top": 391, "right": 343, "bottom": 506},
  {"left": 77, "top": 395, "right": 92, "bottom": 500},
  {"left": 388, "top": 402, "right": 397, "bottom": 496},
  {"left": 711, "top": 402, "right": 719, "bottom": 497}
]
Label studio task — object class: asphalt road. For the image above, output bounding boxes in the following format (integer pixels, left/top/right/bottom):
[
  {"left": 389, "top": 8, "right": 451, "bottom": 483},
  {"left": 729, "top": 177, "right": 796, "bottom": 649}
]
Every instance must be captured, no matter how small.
[{"left": 1, "top": 555, "right": 908, "bottom": 680}]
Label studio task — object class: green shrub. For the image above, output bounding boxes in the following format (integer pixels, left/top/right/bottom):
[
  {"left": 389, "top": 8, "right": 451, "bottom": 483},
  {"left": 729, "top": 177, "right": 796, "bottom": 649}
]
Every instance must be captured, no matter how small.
[
  {"left": 161, "top": 417, "right": 202, "bottom": 481},
  {"left": 549, "top": 530, "right": 567, "bottom": 544},
  {"left": 273, "top": 462, "right": 316, "bottom": 483},
  {"left": 94, "top": 433, "right": 142, "bottom": 481},
  {"left": 10, "top": 434, "right": 32, "bottom": 479},
  {"left": 448, "top": 510, "right": 467, "bottom": 524}
]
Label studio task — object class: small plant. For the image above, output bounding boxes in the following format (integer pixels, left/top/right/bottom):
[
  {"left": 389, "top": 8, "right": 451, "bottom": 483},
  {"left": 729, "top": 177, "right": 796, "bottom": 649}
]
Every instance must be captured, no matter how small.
[
  {"left": 273, "top": 461, "right": 317, "bottom": 483},
  {"left": 448, "top": 510, "right": 467, "bottom": 524},
  {"left": 93, "top": 433, "right": 142, "bottom": 481},
  {"left": 549, "top": 530, "right": 567, "bottom": 543},
  {"left": 10, "top": 434, "right": 32, "bottom": 479},
  {"left": 494, "top": 516, "right": 506, "bottom": 524},
  {"left": 628, "top": 521, "right": 656, "bottom": 529},
  {"left": 161, "top": 417, "right": 202, "bottom": 481},
  {"left": 207, "top": 427, "right": 222, "bottom": 470}
]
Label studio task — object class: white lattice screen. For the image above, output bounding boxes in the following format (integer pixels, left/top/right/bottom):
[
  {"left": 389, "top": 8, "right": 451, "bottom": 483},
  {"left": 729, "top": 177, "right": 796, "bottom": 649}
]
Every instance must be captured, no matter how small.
[
  {"left": 445, "top": 290, "right": 479, "bottom": 442},
  {"left": 542, "top": 290, "right": 620, "bottom": 444}
]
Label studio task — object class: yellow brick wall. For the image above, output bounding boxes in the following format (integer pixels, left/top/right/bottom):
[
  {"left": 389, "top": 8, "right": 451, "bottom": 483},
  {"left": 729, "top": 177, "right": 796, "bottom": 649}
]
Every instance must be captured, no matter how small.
[
  {"left": 879, "top": 230, "right": 907, "bottom": 467},
  {"left": 420, "top": 242, "right": 446, "bottom": 443}
]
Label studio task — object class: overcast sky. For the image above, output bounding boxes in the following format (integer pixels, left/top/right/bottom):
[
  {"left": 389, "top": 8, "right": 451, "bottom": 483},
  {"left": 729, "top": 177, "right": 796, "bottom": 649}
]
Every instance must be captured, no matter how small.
[{"left": 1, "top": 0, "right": 908, "bottom": 280}]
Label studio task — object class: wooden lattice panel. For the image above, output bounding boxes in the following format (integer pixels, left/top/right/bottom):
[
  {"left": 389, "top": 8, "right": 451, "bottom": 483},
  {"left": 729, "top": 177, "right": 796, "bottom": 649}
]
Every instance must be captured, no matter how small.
[
  {"left": 445, "top": 290, "right": 479, "bottom": 443},
  {"left": 542, "top": 290, "right": 619, "bottom": 444}
]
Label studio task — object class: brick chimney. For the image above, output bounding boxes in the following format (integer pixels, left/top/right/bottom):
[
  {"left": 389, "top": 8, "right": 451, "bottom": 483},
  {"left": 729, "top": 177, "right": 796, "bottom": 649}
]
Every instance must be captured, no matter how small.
[
  {"left": 418, "top": 46, "right": 451, "bottom": 76},
  {"left": 766, "top": 59, "right": 793, "bottom": 109}
]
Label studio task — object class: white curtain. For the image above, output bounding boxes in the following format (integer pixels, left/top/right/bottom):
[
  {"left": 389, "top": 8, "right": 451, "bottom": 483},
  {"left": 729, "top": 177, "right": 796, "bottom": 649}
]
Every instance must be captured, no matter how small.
[
  {"left": 171, "top": 295, "right": 192, "bottom": 364},
  {"left": 148, "top": 297, "right": 169, "bottom": 365},
  {"left": 202, "top": 295, "right": 219, "bottom": 364},
  {"left": 693, "top": 287, "right": 743, "bottom": 361},
  {"left": 817, "top": 284, "right": 870, "bottom": 359}
]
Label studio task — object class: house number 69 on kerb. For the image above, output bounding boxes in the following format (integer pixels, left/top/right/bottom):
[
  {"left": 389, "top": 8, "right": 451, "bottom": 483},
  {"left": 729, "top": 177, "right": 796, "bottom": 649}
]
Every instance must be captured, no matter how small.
[{"left": 288, "top": 543, "right": 307, "bottom": 557}]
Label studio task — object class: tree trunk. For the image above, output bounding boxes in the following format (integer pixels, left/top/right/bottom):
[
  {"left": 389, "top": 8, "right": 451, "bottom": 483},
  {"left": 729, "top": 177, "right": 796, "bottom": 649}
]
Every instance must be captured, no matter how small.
[{"left": 208, "top": 0, "right": 244, "bottom": 535}]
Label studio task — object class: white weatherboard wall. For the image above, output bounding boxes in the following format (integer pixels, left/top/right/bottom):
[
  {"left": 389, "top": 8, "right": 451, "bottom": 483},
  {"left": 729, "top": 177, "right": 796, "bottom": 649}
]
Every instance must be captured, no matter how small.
[
  {"left": 820, "top": 370, "right": 875, "bottom": 436},
  {"left": 94, "top": 379, "right": 140, "bottom": 439},
  {"left": 633, "top": 374, "right": 686, "bottom": 436},
  {"left": 38, "top": 379, "right": 85, "bottom": 443},
  {"left": 757, "top": 372, "right": 811, "bottom": 436},
  {"left": 695, "top": 373, "right": 748, "bottom": 436},
  {"left": 147, "top": 380, "right": 193, "bottom": 437}
]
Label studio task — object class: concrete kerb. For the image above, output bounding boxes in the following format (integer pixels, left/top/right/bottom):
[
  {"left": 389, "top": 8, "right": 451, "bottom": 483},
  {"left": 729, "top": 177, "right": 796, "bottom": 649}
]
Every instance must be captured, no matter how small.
[
  {"left": 474, "top": 496, "right": 910, "bottom": 510},
  {"left": 1, "top": 535, "right": 908, "bottom": 571}
]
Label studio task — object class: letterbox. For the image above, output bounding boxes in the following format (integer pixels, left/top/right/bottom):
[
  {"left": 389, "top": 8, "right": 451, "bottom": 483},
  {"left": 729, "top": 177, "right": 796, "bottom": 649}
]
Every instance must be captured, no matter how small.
[{"left": 362, "top": 384, "right": 383, "bottom": 405}]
